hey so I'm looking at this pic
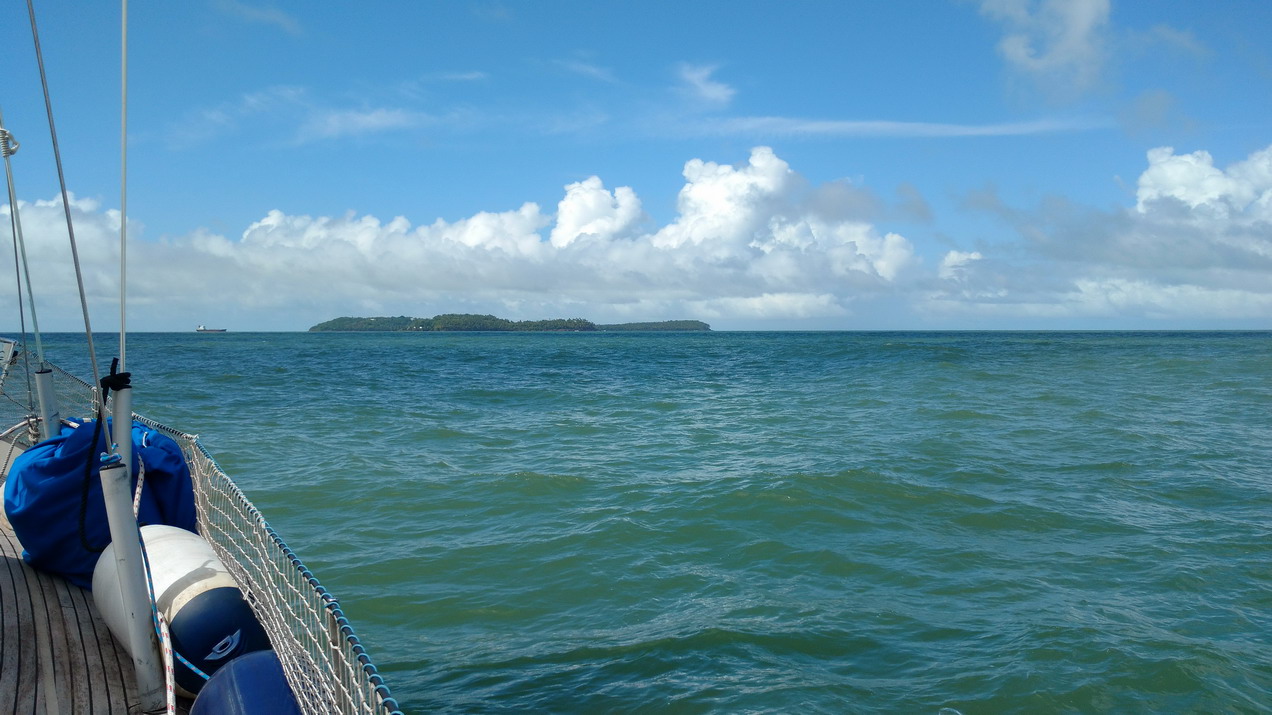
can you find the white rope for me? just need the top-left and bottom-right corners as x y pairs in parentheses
(132, 457), (145, 516)
(156, 611), (177, 714)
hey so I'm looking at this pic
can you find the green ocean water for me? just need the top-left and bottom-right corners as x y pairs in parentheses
(25, 331), (1272, 713)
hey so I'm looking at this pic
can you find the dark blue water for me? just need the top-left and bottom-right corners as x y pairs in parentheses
(25, 331), (1272, 712)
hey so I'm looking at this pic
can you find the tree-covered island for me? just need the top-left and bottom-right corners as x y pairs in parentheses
(308, 314), (711, 332)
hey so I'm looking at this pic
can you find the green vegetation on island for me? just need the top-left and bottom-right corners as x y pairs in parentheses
(308, 314), (710, 332)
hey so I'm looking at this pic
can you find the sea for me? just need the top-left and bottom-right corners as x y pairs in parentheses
(19, 330), (1272, 713)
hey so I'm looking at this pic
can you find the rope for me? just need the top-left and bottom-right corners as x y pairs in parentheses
(156, 612), (177, 714)
(7, 350), (405, 714)
(0, 417), (34, 478)
(140, 533), (185, 715)
(140, 533), (209, 714)
(172, 648), (212, 683)
(77, 361), (132, 554)
(0, 420), (30, 440)
(77, 418), (110, 554)
(132, 456), (146, 515)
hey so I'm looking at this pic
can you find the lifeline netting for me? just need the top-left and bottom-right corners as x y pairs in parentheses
(0, 340), (402, 714)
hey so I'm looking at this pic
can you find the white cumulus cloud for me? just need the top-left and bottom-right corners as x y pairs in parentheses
(549, 177), (644, 248)
(4, 148), (923, 330)
(12, 144), (1267, 331)
(1136, 146), (1272, 222)
(928, 143), (1272, 324)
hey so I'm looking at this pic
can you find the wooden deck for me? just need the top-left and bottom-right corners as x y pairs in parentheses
(0, 439), (141, 714)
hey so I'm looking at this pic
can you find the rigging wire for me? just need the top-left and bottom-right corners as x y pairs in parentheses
(119, 0), (128, 371)
(2, 120), (36, 413)
(24, 0), (109, 431)
(2, 110), (48, 367)
(1, 111), (38, 412)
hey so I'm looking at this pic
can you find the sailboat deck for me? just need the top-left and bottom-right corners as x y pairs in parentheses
(0, 438), (141, 714)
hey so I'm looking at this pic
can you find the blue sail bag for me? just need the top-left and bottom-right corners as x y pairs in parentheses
(3, 418), (197, 589)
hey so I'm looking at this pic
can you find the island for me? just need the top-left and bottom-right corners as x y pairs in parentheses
(308, 314), (711, 332)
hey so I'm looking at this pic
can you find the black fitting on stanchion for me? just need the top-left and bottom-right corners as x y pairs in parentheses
(100, 356), (132, 399)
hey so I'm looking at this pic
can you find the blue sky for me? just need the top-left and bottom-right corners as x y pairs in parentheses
(2, 0), (1270, 331)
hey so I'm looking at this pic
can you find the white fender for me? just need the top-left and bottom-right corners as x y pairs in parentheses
(93, 524), (270, 697)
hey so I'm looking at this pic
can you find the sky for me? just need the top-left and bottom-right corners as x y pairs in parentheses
(1, 0), (1270, 331)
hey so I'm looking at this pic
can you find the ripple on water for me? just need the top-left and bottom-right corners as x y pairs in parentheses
(31, 330), (1266, 713)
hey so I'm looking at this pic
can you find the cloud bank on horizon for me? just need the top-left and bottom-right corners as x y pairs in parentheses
(7, 141), (1270, 330)
(1, 0), (1269, 330)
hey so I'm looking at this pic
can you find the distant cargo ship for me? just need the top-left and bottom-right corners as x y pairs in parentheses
(195, 325), (227, 333)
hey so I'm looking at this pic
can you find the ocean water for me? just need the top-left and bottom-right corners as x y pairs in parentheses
(26, 331), (1272, 713)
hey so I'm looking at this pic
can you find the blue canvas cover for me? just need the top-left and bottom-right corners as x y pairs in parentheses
(3, 418), (197, 589)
